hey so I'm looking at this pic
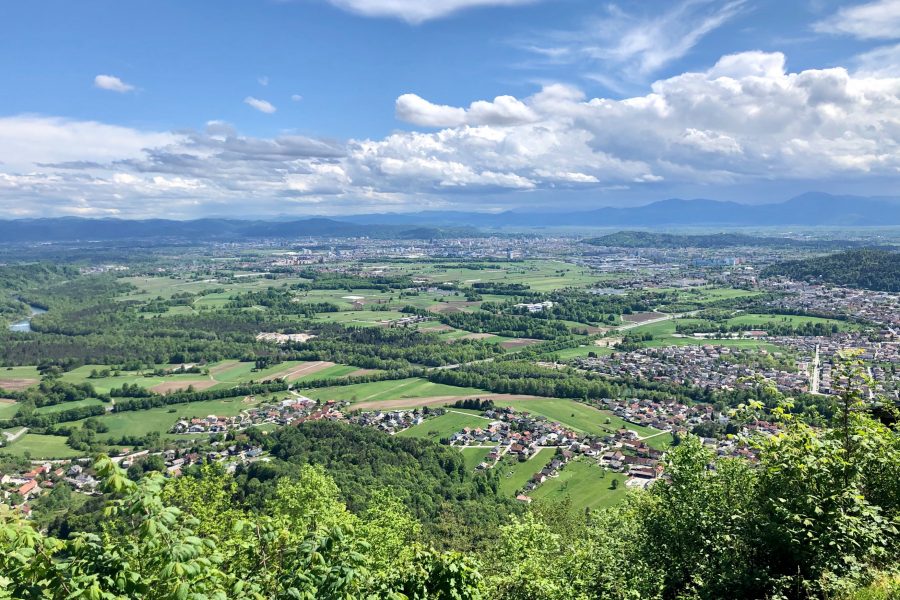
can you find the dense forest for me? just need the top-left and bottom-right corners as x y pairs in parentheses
(5, 387), (900, 599)
(762, 249), (900, 292)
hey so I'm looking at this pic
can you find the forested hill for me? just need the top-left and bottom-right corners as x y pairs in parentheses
(583, 231), (862, 250)
(762, 248), (900, 292)
(258, 421), (516, 548)
(0, 217), (481, 243)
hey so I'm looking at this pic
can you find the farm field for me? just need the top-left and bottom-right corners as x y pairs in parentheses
(397, 410), (491, 442)
(373, 259), (599, 292)
(301, 378), (488, 404)
(119, 275), (310, 302)
(34, 398), (106, 414)
(2, 434), (84, 459)
(309, 310), (408, 326)
(724, 312), (859, 331)
(60, 366), (216, 395)
(55, 360), (358, 397)
(551, 345), (614, 360)
(0, 366), (41, 391)
(0, 399), (19, 419)
(497, 448), (557, 496)
(529, 459), (627, 511)
(627, 319), (781, 351)
(460, 447), (493, 471)
(644, 336), (782, 351)
(672, 286), (763, 303)
(72, 395), (274, 442)
(297, 364), (362, 381)
(494, 397), (665, 440)
(643, 431), (675, 451)
(294, 288), (470, 312)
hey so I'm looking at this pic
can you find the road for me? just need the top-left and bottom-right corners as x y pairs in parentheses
(2, 426), (28, 443)
(614, 310), (697, 333)
(616, 314), (674, 331)
(810, 344), (821, 394)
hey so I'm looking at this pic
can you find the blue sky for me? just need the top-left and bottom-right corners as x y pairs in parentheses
(1, 0), (899, 217)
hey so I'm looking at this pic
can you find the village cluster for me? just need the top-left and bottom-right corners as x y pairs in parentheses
(576, 345), (810, 394)
(772, 333), (900, 400)
(443, 406), (671, 497)
(763, 280), (900, 331)
(169, 395), (346, 435)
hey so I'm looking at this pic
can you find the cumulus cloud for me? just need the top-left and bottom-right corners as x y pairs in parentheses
(94, 74), (135, 93)
(3, 51), (900, 217)
(814, 0), (900, 40)
(395, 94), (467, 127)
(244, 96), (277, 113)
(0, 115), (178, 171)
(325, 0), (538, 24)
(396, 94), (538, 127)
(291, 94), (304, 102)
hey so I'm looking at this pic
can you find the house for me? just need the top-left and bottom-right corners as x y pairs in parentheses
(17, 480), (39, 499)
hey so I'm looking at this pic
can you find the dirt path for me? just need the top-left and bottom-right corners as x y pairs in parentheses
(447, 409), (492, 420)
(360, 379), (417, 401)
(280, 361), (336, 382)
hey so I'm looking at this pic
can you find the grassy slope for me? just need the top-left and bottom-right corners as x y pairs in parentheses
(396, 411), (491, 442)
(301, 378), (487, 403)
(494, 398), (664, 439)
(1, 434), (83, 459)
(529, 458), (627, 511)
(497, 448), (557, 496)
(460, 447), (493, 470)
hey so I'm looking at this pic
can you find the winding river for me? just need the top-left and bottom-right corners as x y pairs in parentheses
(8, 304), (47, 333)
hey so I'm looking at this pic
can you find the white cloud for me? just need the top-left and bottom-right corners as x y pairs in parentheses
(94, 74), (135, 93)
(258, 76), (269, 86)
(814, 0), (900, 40)
(244, 96), (277, 113)
(396, 93), (537, 127)
(854, 42), (900, 76)
(521, 0), (746, 86)
(0, 115), (178, 171)
(326, 0), (538, 24)
(3, 51), (900, 217)
(291, 94), (304, 102)
(395, 94), (467, 127)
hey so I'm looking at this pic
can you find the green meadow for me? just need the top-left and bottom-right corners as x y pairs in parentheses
(493, 398), (665, 440)
(529, 459), (627, 511)
(460, 447), (493, 471)
(301, 378), (488, 404)
(2, 434), (84, 459)
(397, 410), (491, 442)
(498, 448), (557, 496)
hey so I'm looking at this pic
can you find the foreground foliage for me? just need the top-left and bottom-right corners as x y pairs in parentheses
(2, 379), (898, 599)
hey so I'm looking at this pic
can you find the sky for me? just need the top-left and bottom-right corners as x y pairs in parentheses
(1, 0), (899, 218)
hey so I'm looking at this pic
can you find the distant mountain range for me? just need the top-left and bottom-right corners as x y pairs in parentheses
(342, 193), (900, 228)
(581, 231), (869, 250)
(1, 193), (899, 243)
